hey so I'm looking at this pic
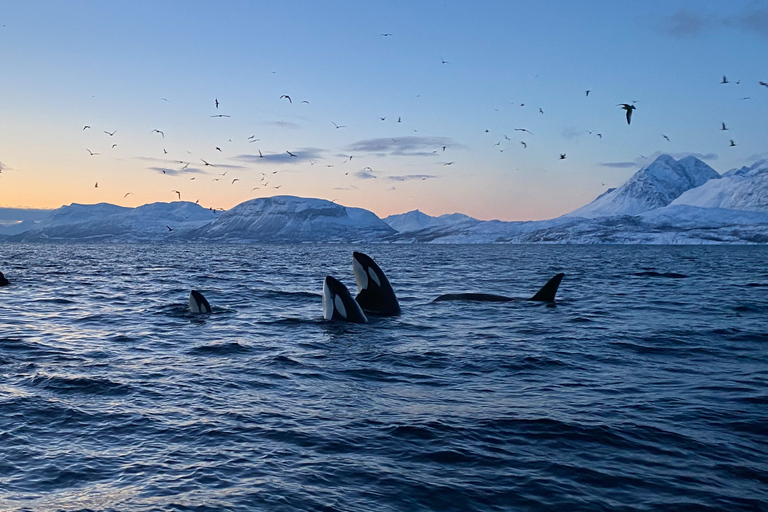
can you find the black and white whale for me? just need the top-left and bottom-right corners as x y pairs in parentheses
(433, 273), (565, 303)
(0, 272), (8, 287)
(189, 290), (212, 313)
(352, 251), (400, 317)
(323, 275), (368, 323)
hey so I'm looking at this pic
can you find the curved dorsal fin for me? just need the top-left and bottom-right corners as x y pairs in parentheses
(529, 273), (564, 302)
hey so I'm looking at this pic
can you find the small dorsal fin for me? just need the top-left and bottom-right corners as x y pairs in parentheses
(529, 273), (564, 302)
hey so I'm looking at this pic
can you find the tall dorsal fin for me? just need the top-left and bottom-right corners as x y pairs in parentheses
(529, 273), (564, 302)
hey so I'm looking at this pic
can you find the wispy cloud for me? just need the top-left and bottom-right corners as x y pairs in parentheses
(354, 170), (377, 179)
(385, 174), (437, 182)
(600, 162), (637, 169)
(347, 136), (462, 157)
(601, 151), (719, 169)
(234, 147), (324, 164)
(656, 7), (768, 39)
(148, 166), (207, 176)
(266, 121), (301, 130)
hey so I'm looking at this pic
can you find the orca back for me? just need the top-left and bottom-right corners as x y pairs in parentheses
(528, 273), (564, 302)
(352, 252), (401, 316)
(189, 290), (212, 313)
(323, 276), (368, 323)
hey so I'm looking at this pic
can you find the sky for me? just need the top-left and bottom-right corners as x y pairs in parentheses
(1, 1), (767, 221)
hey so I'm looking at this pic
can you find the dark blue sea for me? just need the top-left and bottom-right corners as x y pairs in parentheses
(0, 244), (766, 511)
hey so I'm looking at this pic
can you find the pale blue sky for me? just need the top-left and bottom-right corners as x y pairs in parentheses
(1, 1), (767, 220)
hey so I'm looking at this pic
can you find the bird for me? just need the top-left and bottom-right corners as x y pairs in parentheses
(166, 226), (173, 231)
(280, 95), (292, 103)
(215, 98), (219, 108)
(94, 182), (98, 188)
(104, 130), (116, 136)
(232, 178), (239, 184)
(585, 90), (590, 96)
(380, 33), (392, 36)
(112, 144), (118, 148)
(721, 75), (729, 84)
(559, 153), (566, 160)
(520, 141), (527, 149)
(515, 128), (533, 134)
(441, 58), (449, 64)
(730, 139), (736, 147)
(539, 107), (544, 114)
(760, 81), (768, 88)
(301, 100), (309, 103)
(258, 149), (263, 158)
(721, 122), (728, 131)
(380, 117), (386, 121)
(123, 192), (133, 198)
(443, 162), (454, 166)
(618, 104), (636, 124)
(215, 147), (222, 152)
(86, 148), (99, 156)
(397, 117), (401, 122)
(83, 125), (91, 130)
(332, 122), (346, 129)
(201, 158), (215, 167)
(663, 134), (670, 142)
(286, 151), (297, 157)
(210, 115), (231, 118)
(172, 190), (181, 200)
(152, 129), (164, 138)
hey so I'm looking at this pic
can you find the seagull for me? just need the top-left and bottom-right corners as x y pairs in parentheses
(520, 141), (527, 148)
(721, 122), (728, 131)
(215, 147), (222, 152)
(232, 178), (239, 184)
(83, 125), (91, 130)
(380, 117), (386, 121)
(152, 129), (164, 138)
(539, 107), (544, 114)
(201, 158), (215, 167)
(721, 75), (729, 84)
(104, 130), (116, 136)
(663, 134), (670, 142)
(618, 104), (636, 124)
(397, 117), (401, 122)
(559, 153), (566, 160)
(380, 33), (392, 36)
(172, 190), (181, 200)
(215, 98), (219, 108)
(760, 81), (768, 88)
(257, 149), (263, 158)
(515, 128), (533, 134)
(166, 226), (173, 231)
(301, 100), (309, 103)
(94, 182), (98, 188)
(280, 95), (292, 103)
(86, 148), (99, 156)
(286, 151), (297, 157)
(332, 122), (346, 129)
(210, 114), (231, 118)
(124, 192), (133, 198)
(441, 58), (449, 64)
(585, 90), (590, 96)
(730, 139), (736, 147)
(443, 162), (454, 166)
(112, 144), (118, 148)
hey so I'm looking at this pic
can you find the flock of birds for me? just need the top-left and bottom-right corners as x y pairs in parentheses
(72, 44), (766, 214)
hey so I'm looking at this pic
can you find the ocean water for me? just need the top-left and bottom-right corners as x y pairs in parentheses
(0, 243), (766, 512)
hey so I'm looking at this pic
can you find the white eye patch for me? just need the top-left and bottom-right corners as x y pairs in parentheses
(368, 267), (381, 287)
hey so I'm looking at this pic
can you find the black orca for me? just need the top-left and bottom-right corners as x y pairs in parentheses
(323, 275), (368, 323)
(0, 272), (8, 286)
(433, 273), (564, 303)
(352, 251), (401, 316)
(189, 290), (212, 313)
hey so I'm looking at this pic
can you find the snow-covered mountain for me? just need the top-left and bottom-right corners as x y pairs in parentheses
(383, 210), (478, 233)
(183, 196), (395, 242)
(671, 159), (768, 213)
(9, 202), (216, 242)
(566, 155), (720, 218)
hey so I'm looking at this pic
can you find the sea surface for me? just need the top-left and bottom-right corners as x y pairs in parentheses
(0, 243), (766, 512)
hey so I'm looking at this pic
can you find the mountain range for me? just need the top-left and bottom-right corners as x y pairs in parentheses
(3, 154), (768, 244)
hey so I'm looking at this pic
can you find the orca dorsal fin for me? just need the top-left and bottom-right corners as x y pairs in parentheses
(528, 273), (564, 302)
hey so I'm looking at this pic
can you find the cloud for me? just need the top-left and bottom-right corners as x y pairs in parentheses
(561, 127), (589, 140)
(148, 166), (207, 176)
(234, 147), (324, 164)
(354, 170), (377, 179)
(657, 10), (711, 37)
(385, 174), (437, 182)
(266, 121), (301, 130)
(736, 7), (768, 37)
(346, 136), (462, 157)
(600, 162), (637, 169)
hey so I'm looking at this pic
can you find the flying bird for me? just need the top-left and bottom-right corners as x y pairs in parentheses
(663, 134), (670, 142)
(286, 151), (297, 157)
(201, 158), (215, 167)
(280, 95), (292, 103)
(585, 90), (590, 96)
(83, 125), (91, 130)
(124, 192), (133, 198)
(232, 178), (239, 184)
(559, 154), (566, 160)
(152, 129), (164, 138)
(210, 114), (231, 118)
(215, 98), (219, 108)
(258, 149), (263, 158)
(104, 130), (116, 136)
(721, 75), (729, 84)
(760, 81), (768, 88)
(86, 148), (99, 156)
(112, 144), (118, 148)
(721, 122), (728, 131)
(380, 33), (392, 36)
(520, 141), (527, 148)
(166, 226), (173, 231)
(730, 139), (736, 147)
(515, 128), (533, 134)
(94, 182), (98, 188)
(215, 147), (222, 152)
(618, 104), (636, 124)
(332, 122), (346, 129)
(172, 190), (181, 200)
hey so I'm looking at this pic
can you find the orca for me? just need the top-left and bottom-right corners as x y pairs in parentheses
(352, 251), (400, 316)
(0, 272), (8, 286)
(189, 290), (212, 313)
(433, 273), (565, 303)
(323, 275), (368, 323)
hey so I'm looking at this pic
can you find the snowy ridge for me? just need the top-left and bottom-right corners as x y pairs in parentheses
(566, 155), (720, 218)
(671, 159), (768, 213)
